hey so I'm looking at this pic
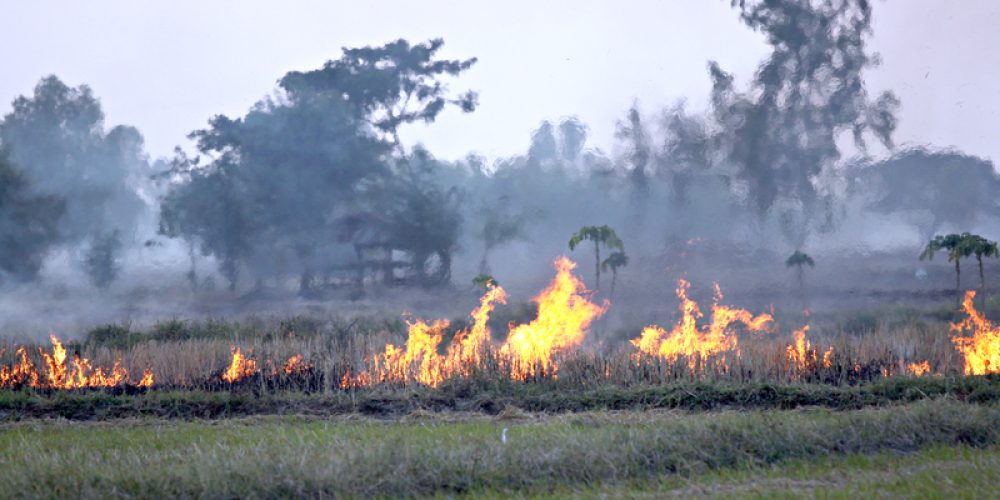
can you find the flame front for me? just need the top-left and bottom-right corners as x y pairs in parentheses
(368, 283), (508, 387)
(282, 354), (312, 375)
(785, 326), (833, 374)
(500, 257), (605, 379)
(907, 360), (930, 376)
(631, 280), (772, 370)
(222, 347), (257, 383)
(364, 257), (600, 385)
(950, 291), (1000, 375)
(0, 336), (151, 389)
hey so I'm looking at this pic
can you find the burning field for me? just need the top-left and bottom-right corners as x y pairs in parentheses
(2, 257), (998, 497)
(1, 257), (997, 395)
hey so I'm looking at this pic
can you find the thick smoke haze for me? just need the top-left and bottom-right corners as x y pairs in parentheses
(2, 1), (998, 163)
(0, 0), (999, 341)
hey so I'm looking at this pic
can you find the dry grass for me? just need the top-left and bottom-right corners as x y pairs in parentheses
(0, 302), (982, 392)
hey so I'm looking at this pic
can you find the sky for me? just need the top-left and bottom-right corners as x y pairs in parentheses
(1, 0), (998, 165)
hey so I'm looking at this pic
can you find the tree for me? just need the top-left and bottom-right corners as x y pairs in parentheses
(657, 101), (711, 208)
(527, 121), (558, 168)
(708, 0), (898, 248)
(858, 149), (1000, 242)
(568, 225), (624, 292)
(379, 149), (463, 287)
(278, 38), (478, 287)
(785, 250), (815, 308)
(600, 251), (629, 300)
(920, 233), (973, 305)
(159, 152), (257, 292)
(965, 234), (998, 308)
(278, 38), (478, 157)
(84, 229), (123, 290)
(0, 149), (64, 283)
(477, 195), (528, 275)
(615, 103), (652, 199)
(558, 118), (587, 163)
(162, 39), (478, 292)
(0, 76), (147, 247)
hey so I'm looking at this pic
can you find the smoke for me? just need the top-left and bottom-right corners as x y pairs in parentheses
(0, 0), (994, 338)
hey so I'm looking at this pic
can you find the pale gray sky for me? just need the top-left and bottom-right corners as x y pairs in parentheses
(2, 1), (998, 164)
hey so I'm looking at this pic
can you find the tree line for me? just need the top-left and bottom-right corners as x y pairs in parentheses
(1, 0), (998, 297)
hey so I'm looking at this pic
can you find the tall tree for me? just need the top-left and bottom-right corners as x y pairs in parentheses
(558, 117), (588, 164)
(709, 0), (898, 247)
(0, 76), (147, 246)
(83, 229), (123, 290)
(920, 233), (973, 305)
(162, 39), (477, 291)
(379, 148), (463, 287)
(615, 103), (652, 199)
(785, 250), (815, 309)
(527, 121), (558, 168)
(858, 148), (1000, 242)
(966, 234), (999, 309)
(477, 195), (528, 275)
(0, 149), (64, 283)
(601, 250), (629, 301)
(568, 225), (624, 292)
(279, 38), (478, 157)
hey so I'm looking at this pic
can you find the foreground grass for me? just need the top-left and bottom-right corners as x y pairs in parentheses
(547, 444), (1000, 498)
(0, 398), (996, 498)
(1, 375), (998, 420)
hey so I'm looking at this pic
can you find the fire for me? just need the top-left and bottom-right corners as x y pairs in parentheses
(0, 336), (151, 389)
(949, 290), (1000, 375)
(907, 360), (931, 377)
(500, 257), (605, 379)
(630, 280), (772, 369)
(785, 326), (833, 373)
(447, 285), (508, 375)
(375, 319), (449, 386)
(282, 354), (312, 375)
(364, 257), (599, 385)
(369, 282), (508, 386)
(222, 347), (257, 382)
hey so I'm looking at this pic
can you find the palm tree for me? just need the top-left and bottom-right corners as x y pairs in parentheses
(920, 233), (973, 305)
(966, 234), (998, 308)
(785, 250), (815, 308)
(601, 251), (629, 300)
(568, 225), (624, 292)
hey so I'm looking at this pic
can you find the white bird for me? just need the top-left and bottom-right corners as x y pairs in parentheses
(501, 427), (508, 444)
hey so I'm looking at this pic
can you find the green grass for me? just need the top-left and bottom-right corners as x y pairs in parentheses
(0, 398), (996, 498)
(542, 444), (1000, 498)
(1, 375), (998, 420)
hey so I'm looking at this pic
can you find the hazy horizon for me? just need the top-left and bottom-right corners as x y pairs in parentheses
(3, 1), (998, 164)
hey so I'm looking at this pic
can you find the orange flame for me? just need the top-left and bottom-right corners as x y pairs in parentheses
(369, 283), (508, 387)
(0, 347), (38, 388)
(0, 336), (150, 389)
(949, 290), (1000, 375)
(907, 360), (931, 377)
(282, 354), (312, 375)
(222, 347), (257, 383)
(364, 257), (600, 385)
(631, 280), (772, 369)
(500, 257), (605, 379)
(785, 326), (833, 374)
(445, 285), (508, 377)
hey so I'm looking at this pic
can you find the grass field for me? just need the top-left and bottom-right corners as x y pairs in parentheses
(1, 295), (997, 497)
(0, 398), (996, 497)
(1, 375), (998, 419)
(558, 444), (1000, 498)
